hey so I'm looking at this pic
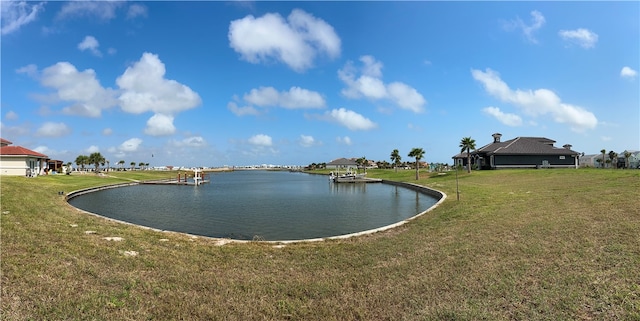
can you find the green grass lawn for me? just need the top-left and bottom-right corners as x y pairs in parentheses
(1, 169), (639, 320)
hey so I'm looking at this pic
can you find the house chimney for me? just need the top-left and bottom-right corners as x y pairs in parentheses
(492, 133), (502, 143)
(563, 144), (572, 150)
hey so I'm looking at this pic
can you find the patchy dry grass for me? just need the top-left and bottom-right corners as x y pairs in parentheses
(1, 169), (639, 320)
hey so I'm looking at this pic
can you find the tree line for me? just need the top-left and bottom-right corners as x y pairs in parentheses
(73, 152), (150, 173)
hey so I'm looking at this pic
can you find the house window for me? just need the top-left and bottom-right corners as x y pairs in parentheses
(559, 156), (565, 159)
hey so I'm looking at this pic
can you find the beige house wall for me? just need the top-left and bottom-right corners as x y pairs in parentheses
(0, 156), (45, 176)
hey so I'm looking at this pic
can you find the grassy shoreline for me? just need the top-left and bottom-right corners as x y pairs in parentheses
(2, 169), (639, 320)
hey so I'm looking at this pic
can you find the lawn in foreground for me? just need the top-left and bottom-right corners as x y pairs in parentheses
(1, 169), (639, 320)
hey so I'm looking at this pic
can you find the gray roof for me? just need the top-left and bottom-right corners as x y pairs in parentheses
(482, 137), (579, 156)
(327, 158), (358, 166)
(453, 136), (579, 158)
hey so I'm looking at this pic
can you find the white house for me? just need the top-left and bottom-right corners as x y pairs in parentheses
(0, 138), (49, 176)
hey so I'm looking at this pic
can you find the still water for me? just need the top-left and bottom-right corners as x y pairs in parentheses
(69, 170), (438, 241)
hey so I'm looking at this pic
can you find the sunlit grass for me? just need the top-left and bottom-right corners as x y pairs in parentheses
(2, 168), (639, 320)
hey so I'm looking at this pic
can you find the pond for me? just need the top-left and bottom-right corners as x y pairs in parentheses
(68, 170), (439, 241)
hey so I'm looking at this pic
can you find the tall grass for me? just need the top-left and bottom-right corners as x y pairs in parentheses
(1, 169), (639, 320)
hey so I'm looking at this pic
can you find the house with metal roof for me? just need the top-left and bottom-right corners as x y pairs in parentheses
(0, 138), (49, 176)
(453, 133), (580, 169)
(326, 158), (359, 170)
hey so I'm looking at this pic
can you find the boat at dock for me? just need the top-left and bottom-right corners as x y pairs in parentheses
(329, 171), (381, 183)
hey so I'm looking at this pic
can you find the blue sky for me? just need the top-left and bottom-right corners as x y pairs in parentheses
(1, 1), (638, 167)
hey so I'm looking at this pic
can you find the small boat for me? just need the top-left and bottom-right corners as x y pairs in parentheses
(329, 171), (366, 183)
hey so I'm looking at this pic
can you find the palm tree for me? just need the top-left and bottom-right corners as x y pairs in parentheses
(600, 149), (606, 168)
(138, 162), (145, 170)
(88, 152), (105, 173)
(118, 160), (125, 171)
(608, 151), (618, 169)
(624, 151), (632, 169)
(408, 147), (425, 180)
(75, 155), (89, 172)
(356, 156), (367, 174)
(130, 162), (136, 170)
(390, 149), (401, 173)
(459, 137), (476, 173)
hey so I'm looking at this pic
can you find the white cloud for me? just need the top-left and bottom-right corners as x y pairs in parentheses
(472, 68), (597, 132)
(107, 47), (117, 55)
(323, 108), (377, 131)
(1, 0), (45, 35)
(57, 1), (123, 21)
(119, 138), (142, 152)
(482, 106), (523, 127)
(558, 28), (598, 49)
(78, 36), (102, 57)
(243, 86), (325, 109)
(35, 122), (71, 137)
(299, 135), (315, 147)
(40, 62), (117, 117)
(620, 66), (638, 79)
(228, 9), (341, 72)
(117, 52), (202, 115)
(170, 136), (207, 148)
(387, 82), (427, 113)
(248, 134), (273, 147)
(102, 128), (113, 136)
(338, 55), (426, 113)
(126, 4), (147, 19)
(336, 136), (352, 145)
(16, 64), (38, 77)
(5, 111), (19, 120)
(504, 10), (545, 44)
(144, 113), (176, 136)
(227, 101), (260, 116)
(86, 145), (100, 154)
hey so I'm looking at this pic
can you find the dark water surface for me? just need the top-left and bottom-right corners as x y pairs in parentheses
(69, 170), (438, 241)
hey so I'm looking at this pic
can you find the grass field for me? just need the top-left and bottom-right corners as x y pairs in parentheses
(1, 169), (639, 320)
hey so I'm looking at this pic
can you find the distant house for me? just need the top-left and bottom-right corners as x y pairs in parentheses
(452, 133), (580, 170)
(619, 150), (640, 169)
(0, 138), (49, 176)
(326, 158), (359, 171)
(579, 154), (603, 168)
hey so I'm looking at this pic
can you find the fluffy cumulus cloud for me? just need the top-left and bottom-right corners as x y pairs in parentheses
(558, 28), (598, 49)
(482, 106), (523, 127)
(338, 56), (426, 113)
(228, 9), (341, 72)
(144, 113), (176, 136)
(85, 145), (100, 154)
(78, 35), (102, 57)
(472, 68), (597, 132)
(299, 135), (315, 147)
(102, 128), (113, 135)
(56, 1), (123, 21)
(620, 66), (638, 79)
(35, 122), (71, 137)
(16, 64), (38, 77)
(504, 10), (545, 44)
(229, 86), (325, 116)
(336, 136), (352, 145)
(227, 101), (260, 116)
(243, 86), (325, 109)
(40, 62), (118, 117)
(126, 4), (147, 19)
(117, 53), (201, 115)
(1, 0), (45, 35)
(322, 108), (377, 131)
(119, 138), (142, 152)
(181, 136), (206, 147)
(117, 52), (202, 135)
(248, 134), (273, 147)
(5, 111), (19, 120)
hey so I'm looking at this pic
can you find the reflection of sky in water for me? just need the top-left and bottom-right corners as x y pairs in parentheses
(69, 171), (438, 241)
